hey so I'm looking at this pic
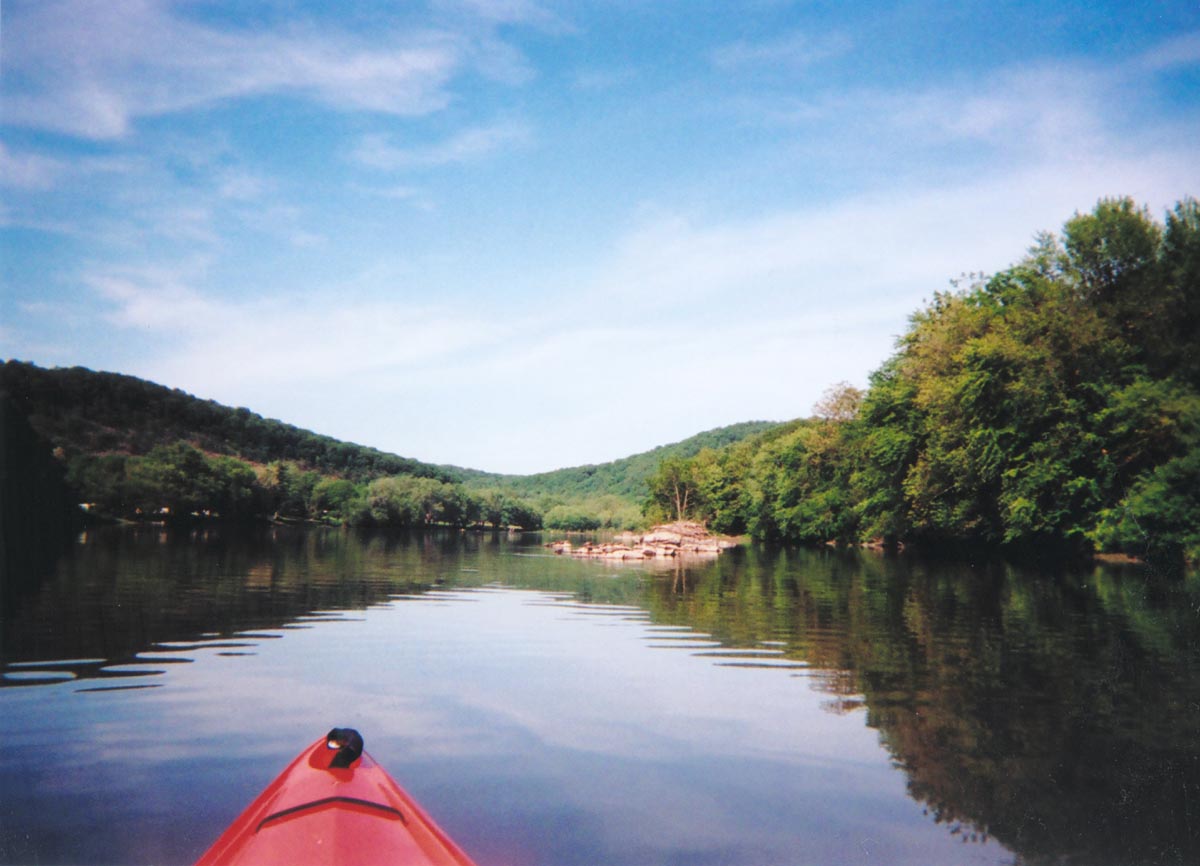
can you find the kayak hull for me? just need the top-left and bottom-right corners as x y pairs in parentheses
(195, 733), (478, 866)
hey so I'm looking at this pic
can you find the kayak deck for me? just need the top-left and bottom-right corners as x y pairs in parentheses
(195, 730), (478, 866)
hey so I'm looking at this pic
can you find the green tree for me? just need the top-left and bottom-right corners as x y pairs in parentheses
(67, 453), (130, 515)
(501, 497), (543, 530)
(749, 422), (859, 545)
(1159, 197), (1200, 387)
(645, 455), (704, 522)
(311, 478), (361, 522)
(1062, 197), (1173, 375)
(363, 476), (426, 526)
(121, 442), (258, 519)
(852, 359), (922, 544)
(544, 505), (602, 531)
(210, 455), (259, 518)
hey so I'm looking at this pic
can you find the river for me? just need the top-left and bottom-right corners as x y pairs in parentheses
(2, 525), (1198, 865)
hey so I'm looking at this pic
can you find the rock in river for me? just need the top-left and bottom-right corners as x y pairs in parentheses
(546, 521), (738, 560)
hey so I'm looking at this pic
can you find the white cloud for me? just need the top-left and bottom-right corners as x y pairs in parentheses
(368, 184), (425, 201)
(87, 267), (505, 393)
(745, 66), (1117, 178)
(2, 0), (466, 138)
(572, 66), (639, 91)
(90, 270), (218, 331)
(1136, 30), (1200, 71)
(891, 62), (1115, 157)
(711, 30), (853, 71)
(0, 143), (65, 189)
(732, 39), (1199, 183)
(435, 0), (566, 30)
(214, 169), (268, 202)
(352, 121), (532, 170)
(597, 147), (1197, 314)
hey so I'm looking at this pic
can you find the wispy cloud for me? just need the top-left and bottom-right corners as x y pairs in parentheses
(351, 183), (436, 212)
(213, 168), (268, 202)
(369, 184), (424, 201)
(711, 30), (852, 71)
(2, 1), (472, 139)
(724, 44), (1193, 191)
(889, 62), (1115, 155)
(90, 268), (217, 331)
(87, 266), (503, 388)
(571, 66), (639, 92)
(352, 121), (532, 170)
(435, 0), (564, 29)
(597, 148), (1197, 316)
(0, 143), (66, 190)
(1136, 30), (1200, 71)
(0, 142), (141, 194)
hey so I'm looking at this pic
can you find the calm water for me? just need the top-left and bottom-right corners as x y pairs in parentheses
(2, 526), (1199, 866)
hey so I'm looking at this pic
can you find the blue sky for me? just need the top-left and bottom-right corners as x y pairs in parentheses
(3, 0), (1199, 473)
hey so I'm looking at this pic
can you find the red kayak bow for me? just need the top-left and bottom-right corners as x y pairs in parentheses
(195, 729), (479, 866)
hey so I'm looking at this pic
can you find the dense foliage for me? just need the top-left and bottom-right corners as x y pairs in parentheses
(650, 197), (1200, 563)
(57, 440), (546, 529)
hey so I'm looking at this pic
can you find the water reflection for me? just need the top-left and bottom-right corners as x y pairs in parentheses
(1, 525), (524, 689)
(643, 547), (1200, 866)
(2, 526), (1197, 865)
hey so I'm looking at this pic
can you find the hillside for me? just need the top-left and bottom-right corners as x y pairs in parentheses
(468, 421), (782, 501)
(0, 360), (782, 529)
(0, 360), (463, 484)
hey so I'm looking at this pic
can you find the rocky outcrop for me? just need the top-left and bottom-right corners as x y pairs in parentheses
(546, 521), (738, 561)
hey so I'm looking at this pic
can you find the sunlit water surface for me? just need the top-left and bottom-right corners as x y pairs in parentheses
(2, 526), (1198, 865)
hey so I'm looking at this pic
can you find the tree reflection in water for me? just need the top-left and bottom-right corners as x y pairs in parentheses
(646, 548), (1200, 866)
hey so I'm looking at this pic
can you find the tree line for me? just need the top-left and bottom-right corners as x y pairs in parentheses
(646, 197), (1200, 564)
(66, 441), (546, 529)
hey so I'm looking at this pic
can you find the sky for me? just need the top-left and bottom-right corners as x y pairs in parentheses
(2, 1), (1199, 474)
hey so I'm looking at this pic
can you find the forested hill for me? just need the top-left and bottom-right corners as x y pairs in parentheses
(0, 360), (462, 483)
(465, 421), (781, 501)
(0, 361), (778, 490)
(0, 360), (781, 531)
